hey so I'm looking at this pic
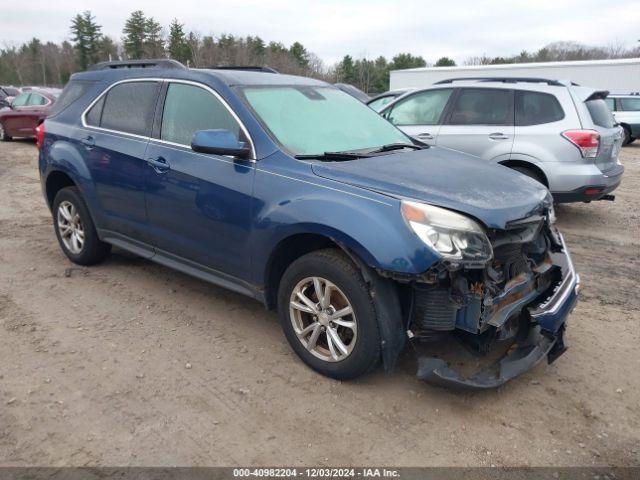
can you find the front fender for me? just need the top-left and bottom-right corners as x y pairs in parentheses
(251, 157), (439, 286)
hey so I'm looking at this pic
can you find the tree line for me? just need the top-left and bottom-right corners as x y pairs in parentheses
(0, 10), (638, 93)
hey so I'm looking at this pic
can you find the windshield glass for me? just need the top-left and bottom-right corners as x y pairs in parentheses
(242, 86), (409, 156)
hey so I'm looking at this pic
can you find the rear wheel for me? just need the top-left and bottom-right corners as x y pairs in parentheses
(512, 166), (546, 186)
(53, 187), (111, 265)
(277, 249), (381, 380)
(0, 122), (11, 141)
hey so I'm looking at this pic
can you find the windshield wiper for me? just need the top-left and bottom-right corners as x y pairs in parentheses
(366, 142), (426, 154)
(295, 151), (371, 161)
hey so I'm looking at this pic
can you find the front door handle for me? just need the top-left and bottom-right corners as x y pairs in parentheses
(489, 132), (509, 140)
(147, 156), (170, 173)
(81, 135), (95, 148)
(416, 132), (434, 140)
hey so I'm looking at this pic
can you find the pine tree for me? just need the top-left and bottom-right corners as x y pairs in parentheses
(289, 41), (309, 68)
(122, 10), (147, 59)
(70, 11), (102, 69)
(144, 16), (164, 58)
(167, 19), (190, 64)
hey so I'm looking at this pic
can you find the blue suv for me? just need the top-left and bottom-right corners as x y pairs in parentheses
(38, 60), (579, 388)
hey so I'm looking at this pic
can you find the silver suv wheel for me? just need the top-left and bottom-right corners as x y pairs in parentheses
(57, 200), (85, 254)
(289, 276), (357, 362)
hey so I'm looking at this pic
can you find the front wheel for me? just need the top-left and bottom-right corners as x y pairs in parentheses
(52, 187), (111, 265)
(622, 126), (632, 146)
(277, 249), (381, 380)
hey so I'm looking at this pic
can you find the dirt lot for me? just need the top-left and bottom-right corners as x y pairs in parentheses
(0, 139), (639, 467)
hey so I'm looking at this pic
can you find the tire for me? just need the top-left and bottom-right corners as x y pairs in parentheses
(512, 166), (546, 186)
(277, 249), (381, 380)
(622, 126), (632, 146)
(52, 186), (111, 265)
(0, 122), (11, 141)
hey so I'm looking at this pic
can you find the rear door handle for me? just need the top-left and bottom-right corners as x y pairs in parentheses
(81, 135), (95, 148)
(147, 156), (170, 173)
(416, 132), (434, 140)
(489, 132), (509, 140)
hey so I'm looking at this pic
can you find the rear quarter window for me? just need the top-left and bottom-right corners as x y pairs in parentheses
(515, 91), (564, 126)
(49, 81), (95, 117)
(91, 81), (160, 136)
(586, 99), (616, 128)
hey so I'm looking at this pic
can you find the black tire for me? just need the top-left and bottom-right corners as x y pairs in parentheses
(277, 249), (381, 380)
(512, 166), (546, 186)
(622, 126), (632, 146)
(52, 186), (111, 265)
(0, 122), (11, 141)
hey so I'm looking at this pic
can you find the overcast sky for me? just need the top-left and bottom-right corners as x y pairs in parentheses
(3, 0), (639, 65)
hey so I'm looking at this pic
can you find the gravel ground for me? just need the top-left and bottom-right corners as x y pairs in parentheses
(0, 139), (638, 467)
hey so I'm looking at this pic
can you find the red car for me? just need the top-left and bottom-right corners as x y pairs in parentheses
(0, 88), (60, 141)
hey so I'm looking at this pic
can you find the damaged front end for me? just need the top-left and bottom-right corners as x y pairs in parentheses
(408, 210), (579, 389)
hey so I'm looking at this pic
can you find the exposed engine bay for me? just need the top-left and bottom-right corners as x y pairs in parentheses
(405, 211), (578, 388)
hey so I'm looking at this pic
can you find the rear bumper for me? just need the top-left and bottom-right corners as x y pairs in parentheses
(552, 163), (624, 203)
(417, 235), (579, 389)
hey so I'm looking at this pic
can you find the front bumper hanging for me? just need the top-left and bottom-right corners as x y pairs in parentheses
(416, 234), (580, 389)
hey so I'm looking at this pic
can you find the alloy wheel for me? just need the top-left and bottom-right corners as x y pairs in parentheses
(289, 276), (357, 362)
(57, 200), (85, 254)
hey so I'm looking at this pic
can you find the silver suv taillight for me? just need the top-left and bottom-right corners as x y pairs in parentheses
(561, 129), (599, 158)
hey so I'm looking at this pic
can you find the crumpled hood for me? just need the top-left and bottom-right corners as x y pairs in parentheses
(311, 147), (550, 230)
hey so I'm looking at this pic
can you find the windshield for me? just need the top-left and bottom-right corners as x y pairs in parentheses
(242, 86), (409, 156)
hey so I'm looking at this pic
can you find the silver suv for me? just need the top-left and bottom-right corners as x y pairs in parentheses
(605, 93), (640, 145)
(378, 78), (624, 203)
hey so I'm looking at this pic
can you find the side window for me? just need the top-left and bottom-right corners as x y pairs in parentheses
(98, 81), (160, 136)
(448, 88), (512, 126)
(160, 83), (241, 146)
(604, 98), (615, 111)
(85, 96), (105, 127)
(620, 97), (640, 111)
(11, 93), (30, 107)
(368, 95), (395, 112)
(27, 94), (48, 106)
(515, 91), (564, 126)
(387, 89), (452, 126)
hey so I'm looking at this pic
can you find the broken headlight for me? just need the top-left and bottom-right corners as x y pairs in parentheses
(401, 200), (493, 265)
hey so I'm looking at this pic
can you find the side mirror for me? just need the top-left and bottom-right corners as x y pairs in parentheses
(191, 129), (251, 159)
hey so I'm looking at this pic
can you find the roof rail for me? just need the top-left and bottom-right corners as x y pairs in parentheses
(209, 66), (279, 74)
(434, 77), (568, 87)
(88, 59), (187, 71)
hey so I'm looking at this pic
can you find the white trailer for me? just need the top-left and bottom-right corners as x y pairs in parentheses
(390, 58), (640, 94)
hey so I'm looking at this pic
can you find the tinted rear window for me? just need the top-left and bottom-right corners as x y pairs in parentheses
(586, 99), (616, 128)
(49, 81), (94, 117)
(448, 88), (512, 126)
(515, 91), (564, 126)
(98, 81), (160, 136)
